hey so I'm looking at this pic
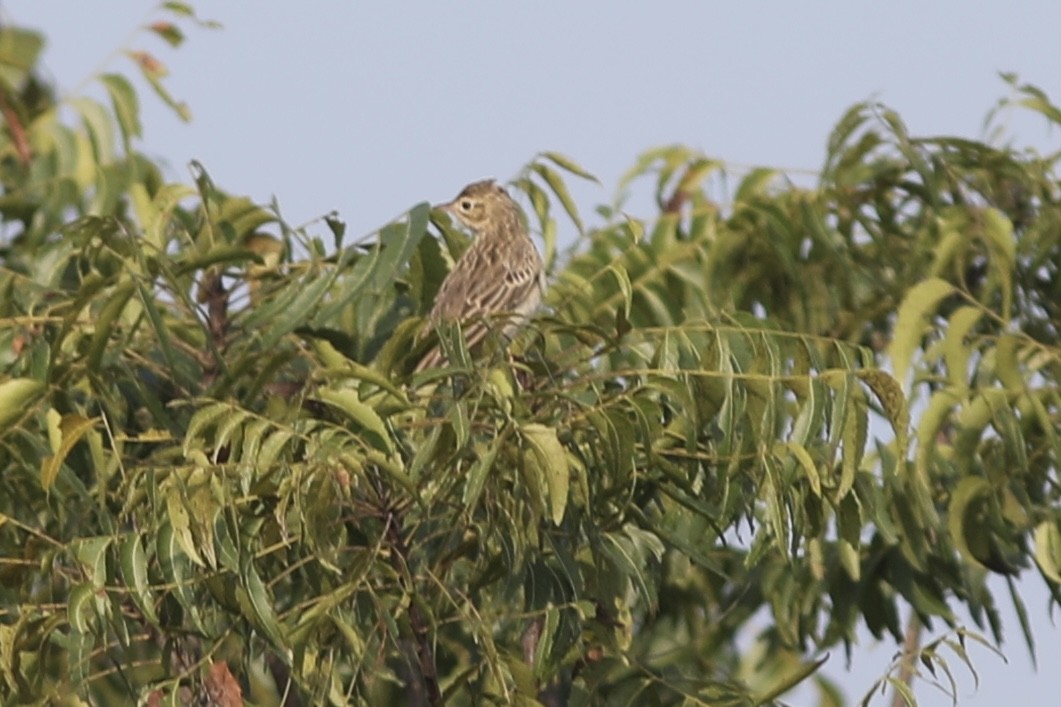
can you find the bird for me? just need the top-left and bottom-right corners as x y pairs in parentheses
(414, 179), (545, 372)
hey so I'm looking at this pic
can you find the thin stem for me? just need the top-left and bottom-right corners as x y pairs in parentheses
(890, 609), (922, 707)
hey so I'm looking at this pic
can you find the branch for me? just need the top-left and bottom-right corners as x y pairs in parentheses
(0, 90), (32, 166)
(198, 268), (229, 386)
(385, 507), (442, 706)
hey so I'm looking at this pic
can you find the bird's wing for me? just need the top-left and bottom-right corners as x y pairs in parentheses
(429, 241), (542, 325)
(414, 241), (542, 371)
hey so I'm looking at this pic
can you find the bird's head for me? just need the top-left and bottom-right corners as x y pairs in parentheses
(437, 179), (519, 234)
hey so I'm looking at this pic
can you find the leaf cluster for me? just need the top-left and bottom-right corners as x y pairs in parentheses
(1, 9), (1060, 707)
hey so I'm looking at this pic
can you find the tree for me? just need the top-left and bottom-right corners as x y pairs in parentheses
(1, 6), (1059, 706)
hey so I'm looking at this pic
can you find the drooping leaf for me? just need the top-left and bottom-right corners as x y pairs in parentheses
(888, 277), (955, 386)
(100, 73), (142, 143)
(315, 387), (394, 455)
(40, 414), (96, 490)
(532, 162), (584, 234)
(522, 423), (570, 525)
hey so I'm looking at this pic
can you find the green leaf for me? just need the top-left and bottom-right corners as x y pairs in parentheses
(522, 423), (570, 525)
(120, 533), (159, 624)
(943, 306), (983, 390)
(947, 476), (992, 569)
(148, 20), (185, 47)
(67, 582), (98, 635)
(257, 428), (294, 471)
(100, 73), (142, 142)
(87, 279), (136, 371)
(184, 402), (233, 455)
(600, 524), (664, 609)
(313, 340), (412, 406)
(0, 27), (44, 88)
(754, 654), (828, 704)
(516, 176), (553, 245)
(1005, 575), (1037, 666)
(888, 277), (954, 386)
(1018, 92), (1061, 124)
(779, 441), (821, 497)
(1033, 521), (1061, 585)
(981, 208), (1015, 318)
(533, 605), (561, 678)
(837, 494), (861, 581)
(607, 263), (633, 320)
(789, 376), (826, 446)
(541, 151), (599, 183)
(142, 182), (197, 252)
(162, 1), (195, 16)
(156, 521), (205, 631)
(212, 408), (251, 462)
(838, 383), (866, 502)
(128, 50), (192, 122)
(315, 387), (394, 454)
(464, 435), (504, 509)
(994, 333), (1023, 391)
(164, 483), (205, 567)
(71, 97), (117, 163)
(245, 264), (338, 350)
(73, 536), (111, 588)
(448, 397), (471, 449)
(532, 163), (584, 234)
(0, 377), (45, 431)
(239, 562), (287, 648)
(369, 204), (430, 292)
(675, 157), (722, 197)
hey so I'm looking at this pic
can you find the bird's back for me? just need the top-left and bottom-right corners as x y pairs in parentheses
(415, 181), (544, 371)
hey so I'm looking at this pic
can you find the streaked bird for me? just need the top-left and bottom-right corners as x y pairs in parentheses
(414, 179), (545, 372)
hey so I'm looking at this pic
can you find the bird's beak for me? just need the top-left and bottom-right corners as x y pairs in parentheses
(433, 201), (454, 214)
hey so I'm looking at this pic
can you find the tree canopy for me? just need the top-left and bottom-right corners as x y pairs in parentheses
(1, 6), (1060, 706)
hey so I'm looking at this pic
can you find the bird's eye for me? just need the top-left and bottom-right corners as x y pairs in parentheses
(460, 200), (473, 211)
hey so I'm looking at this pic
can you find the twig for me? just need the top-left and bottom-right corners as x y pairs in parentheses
(890, 610), (922, 707)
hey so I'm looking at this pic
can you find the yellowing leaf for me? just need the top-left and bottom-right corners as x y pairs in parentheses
(522, 423), (570, 525)
(943, 306), (983, 391)
(915, 389), (960, 485)
(888, 277), (954, 387)
(856, 369), (909, 458)
(41, 414), (97, 490)
(1033, 521), (1061, 585)
(994, 333), (1023, 391)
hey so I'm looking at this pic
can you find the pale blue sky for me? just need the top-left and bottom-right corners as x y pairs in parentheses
(8, 2), (1060, 705)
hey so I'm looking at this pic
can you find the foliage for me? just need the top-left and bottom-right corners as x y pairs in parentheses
(1, 6), (1060, 706)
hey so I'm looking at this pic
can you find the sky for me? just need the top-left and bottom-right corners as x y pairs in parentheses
(6, 2), (1060, 705)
